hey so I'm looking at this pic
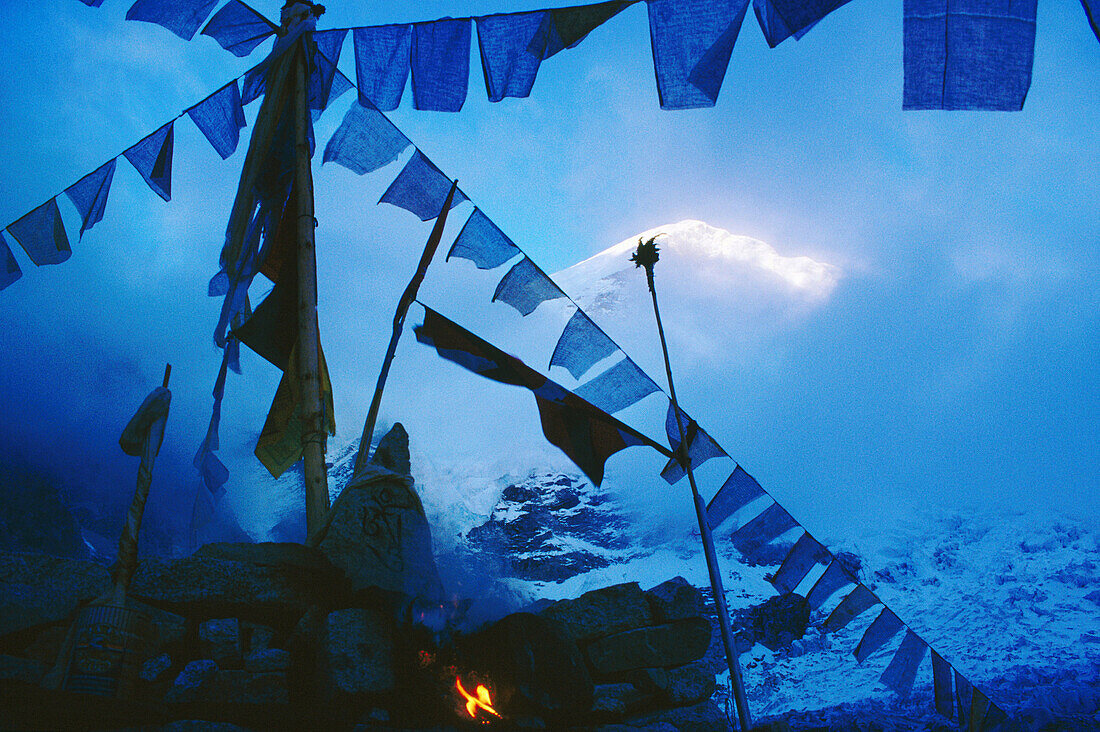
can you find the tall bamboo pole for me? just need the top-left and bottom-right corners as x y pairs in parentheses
(632, 237), (753, 732)
(291, 41), (329, 538)
(353, 180), (459, 477)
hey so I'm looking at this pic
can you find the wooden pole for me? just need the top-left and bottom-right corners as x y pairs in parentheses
(633, 238), (753, 732)
(353, 180), (459, 477)
(291, 41), (329, 538)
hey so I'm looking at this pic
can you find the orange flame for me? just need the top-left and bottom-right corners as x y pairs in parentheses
(455, 677), (501, 720)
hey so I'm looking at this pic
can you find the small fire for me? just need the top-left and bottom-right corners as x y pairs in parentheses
(455, 677), (501, 721)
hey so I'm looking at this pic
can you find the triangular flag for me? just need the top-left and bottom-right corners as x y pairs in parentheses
(7, 198), (70, 266)
(492, 257), (565, 315)
(550, 310), (618, 380)
(124, 122), (174, 201)
(854, 608), (903, 663)
(1, 233), (23, 291)
(323, 99), (410, 175)
(126, 0), (220, 41)
(379, 150), (468, 220)
(64, 159), (116, 237)
(770, 533), (830, 593)
(823, 584), (879, 630)
(201, 0), (276, 57)
(188, 82), (247, 160)
(575, 358), (660, 414)
(447, 208), (521, 270)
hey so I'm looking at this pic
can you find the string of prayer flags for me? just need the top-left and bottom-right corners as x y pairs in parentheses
(752, 0), (818, 47)
(7, 199), (70, 266)
(729, 502), (797, 561)
(529, 1), (630, 59)
(903, 0), (1038, 110)
(124, 122), (174, 202)
(476, 11), (546, 102)
(575, 357), (660, 414)
(323, 100), (411, 175)
(354, 25), (413, 111)
(662, 403), (727, 483)
(646, 0), (749, 110)
(65, 159), (116, 238)
(201, 1), (277, 58)
(0, 234), (21, 291)
(1085, 0), (1100, 42)
(854, 608), (903, 663)
(447, 208), (521, 269)
(805, 558), (856, 609)
(379, 150), (468, 221)
(770, 532), (830, 593)
(880, 630), (928, 696)
(188, 82), (247, 160)
(126, 0), (219, 41)
(756, 0), (850, 41)
(823, 584), (879, 631)
(412, 19), (472, 112)
(931, 650), (954, 719)
(550, 310), (617, 379)
(492, 257), (566, 315)
(414, 304), (672, 485)
(706, 465), (766, 530)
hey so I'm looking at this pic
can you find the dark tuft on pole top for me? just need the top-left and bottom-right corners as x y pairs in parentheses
(631, 234), (664, 291)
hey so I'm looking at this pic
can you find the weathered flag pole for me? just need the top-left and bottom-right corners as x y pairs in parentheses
(353, 181), (460, 476)
(291, 39), (329, 539)
(632, 236), (753, 732)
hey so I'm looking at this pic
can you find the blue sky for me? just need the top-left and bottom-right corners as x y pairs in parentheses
(0, 1), (1097, 550)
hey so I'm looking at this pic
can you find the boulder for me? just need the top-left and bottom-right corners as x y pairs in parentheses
(0, 653), (46, 685)
(539, 582), (654, 642)
(140, 652), (173, 682)
(245, 648), (290, 673)
(645, 577), (704, 622)
(166, 659), (218, 703)
(743, 593), (810, 651)
(626, 661), (716, 707)
(623, 699), (727, 732)
(590, 682), (652, 718)
(0, 551), (110, 636)
(457, 611), (593, 719)
(315, 464), (444, 603)
(308, 607), (397, 700)
(585, 618), (712, 676)
(199, 618), (242, 669)
(370, 423), (411, 476)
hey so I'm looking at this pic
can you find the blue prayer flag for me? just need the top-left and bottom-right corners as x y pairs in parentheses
(880, 630), (927, 696)
(78, 0), (107, 6)
(124, 121), (174, 201)
(379, 150), (467, 220)
(823, 584), (879, 630)
(492, 257), (566, 316)
(412, 18), (471, 112)
(955, 671), (974, 731)
(447, 208), (521, 269)
(323, 100), (410, 175)
(970, 686), (991, 730)
(647, 0), (749, 109)
(241, 64), (266, 105)
(354, 24), (413, 111)
(1, 233), (22, 291)
(1084, 0), (1100, 42)
(752, 0), (819, 47)
(188, 82), (246, 160)
(7, 199), (70, 266)
(903, 0), (1037, 110)
(575, 358), (660, 414)
(805, 558), (855, 608)
(530, 1), (630, 59)
(550, 310), (618, 379)
(757, 0), (850, 39)
(201, 1), (276, 57)
(771, 533), (830, 593)
(982, 704), (1009, 731)
(707, 466), (766, 530)
(126, 0), (220, 41)
(730, 502), (797, 560)
(64, 158), (116, 238)
(311, 30), (350, 113)
(475, 11), (546, 102)
(931, 650), (954, 719)
(662, 403), (727, 484)
(854, 608), (903, 663)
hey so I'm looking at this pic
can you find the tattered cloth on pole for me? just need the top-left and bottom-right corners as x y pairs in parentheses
(414, 303), (671, 485)
(120, 386), (171, 461)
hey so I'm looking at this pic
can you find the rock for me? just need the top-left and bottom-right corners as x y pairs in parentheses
(166, 659), (218, 703)
(590, 682), (652, 718)
(0, 653), (46, 685)
(623, 699), (727, 732)
(316, 464), (444, 603)
(458, 612), (593, 719)
(585, 618), (712, 676)
(206, 669), (288, 704)
(140, 651), (173, 682)
(539, 582), (654, 642)
(310, 607), (396, 699)
(245, 648), (290, 673)
(200, 618), (242, 669)
(645, 577), (704, 622)
(241, 621), (276, 656)
(743, 593), (810, 651)
(626, 661), (716, 707)
(0, 551), (110, 636)
(370, 423), (411, 476)
(17, 622), (69, 665)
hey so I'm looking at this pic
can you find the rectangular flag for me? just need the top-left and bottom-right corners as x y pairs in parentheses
(706, 465), (765, 530)
(931, 649), (954, 719)
(770, 532), (830, 593)
(854, 608), (903, 663)
(880, 630), (927, 696)
(823, 584), (879, 630)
